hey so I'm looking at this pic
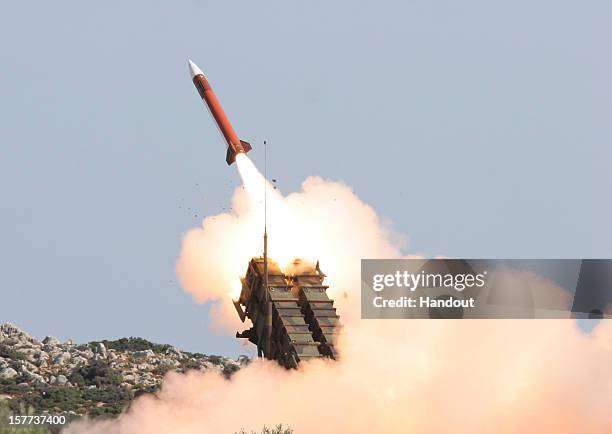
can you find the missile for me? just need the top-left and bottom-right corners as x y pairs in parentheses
(188, 59), (252, 165)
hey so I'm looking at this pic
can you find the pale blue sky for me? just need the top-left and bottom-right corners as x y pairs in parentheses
(1, 1), (610, 356)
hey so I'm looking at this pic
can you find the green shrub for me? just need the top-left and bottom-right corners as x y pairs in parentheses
(180, 359), (201, 371)
(25, 387), (83, 412)
(133, 385), (158, 395)
(151, 364), (174, 376)
(222, 364), (240, 379)
(184, 351), (207, 359)
(89, 338), (170, 354)
(82, 386), (132, 415)
(0, 378), (17, 387)
(207, 355), (223, 366)
(0, 344), (25, 361)
(71, 361), (122, 387)
(68, 373), (85, 387)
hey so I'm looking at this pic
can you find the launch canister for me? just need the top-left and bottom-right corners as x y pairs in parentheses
(188, 59), (252, 165)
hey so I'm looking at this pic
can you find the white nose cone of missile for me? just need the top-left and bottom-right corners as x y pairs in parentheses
(188, 59), (204, 79)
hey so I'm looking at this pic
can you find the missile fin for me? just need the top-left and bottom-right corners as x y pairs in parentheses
(240, 140), (252, 152)
(226, 147), (237, 166)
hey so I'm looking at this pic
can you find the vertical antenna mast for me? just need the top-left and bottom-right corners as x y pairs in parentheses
(263, 140), (271, 358)
(264, 140), (267, 237)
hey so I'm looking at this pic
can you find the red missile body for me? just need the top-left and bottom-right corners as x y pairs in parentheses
(189, 59), (252, 165)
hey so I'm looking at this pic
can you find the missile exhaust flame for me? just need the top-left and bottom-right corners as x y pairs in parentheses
(235, 153), (320, 269)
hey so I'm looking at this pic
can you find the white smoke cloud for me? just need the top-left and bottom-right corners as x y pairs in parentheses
(176, 154), (405, 327)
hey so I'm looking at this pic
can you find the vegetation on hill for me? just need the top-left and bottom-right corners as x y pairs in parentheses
(88, 337), (171, 355)
(0, 324), (249, 426)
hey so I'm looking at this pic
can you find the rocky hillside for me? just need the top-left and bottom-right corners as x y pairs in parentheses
(0, 323), (249, 419)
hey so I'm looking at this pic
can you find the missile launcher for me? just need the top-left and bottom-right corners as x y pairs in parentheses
(234, 258), (341, 368)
